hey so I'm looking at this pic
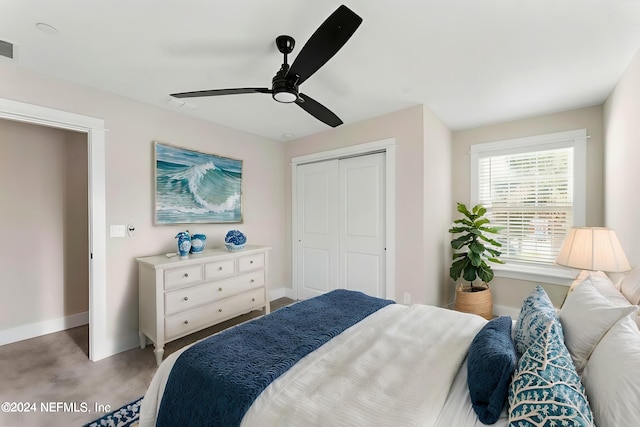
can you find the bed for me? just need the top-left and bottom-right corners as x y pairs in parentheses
(139, 267), (640, 427)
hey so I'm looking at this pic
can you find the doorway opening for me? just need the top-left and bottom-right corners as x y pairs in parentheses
(0, 97), (108, 361)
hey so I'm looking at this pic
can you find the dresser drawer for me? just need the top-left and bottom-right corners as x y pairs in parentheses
(164, 288), (266, 340)
(165, 282), (219, 316)
(205, 259), (236, 280)
(238, 253), (264, 272)
(215, 271), (265, 299)
(164, 265), (203, 290)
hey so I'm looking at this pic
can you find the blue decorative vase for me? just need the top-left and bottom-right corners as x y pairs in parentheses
(175, 231), (191, 258)
(224, 229), (246, 251)
(190, 233), (206, 254)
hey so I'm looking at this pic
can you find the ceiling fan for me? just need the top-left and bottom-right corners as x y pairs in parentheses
(170, 5), (363, 128)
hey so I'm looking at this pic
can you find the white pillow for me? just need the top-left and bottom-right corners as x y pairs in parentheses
(559, 279), (638, 373)
(618, 265), (640, 304)
(587, 270), (632, 306)
(581, 315), (640, 427)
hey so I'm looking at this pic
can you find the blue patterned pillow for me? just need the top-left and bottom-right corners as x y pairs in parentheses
(514, 285), (562, 357)
(508, 320), (595, 427)
(468, 316), (517, 424)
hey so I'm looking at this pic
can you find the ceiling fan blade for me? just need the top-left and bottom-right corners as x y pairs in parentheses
(295, 93), (343, 127)
(171, 88), (272, 98)
(288, 5), (362, 85)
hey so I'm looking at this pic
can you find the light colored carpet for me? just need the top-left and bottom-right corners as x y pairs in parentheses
(0, 298), (293, 427)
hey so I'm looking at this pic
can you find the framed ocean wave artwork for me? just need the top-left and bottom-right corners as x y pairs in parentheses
(154, 142), (243, 224)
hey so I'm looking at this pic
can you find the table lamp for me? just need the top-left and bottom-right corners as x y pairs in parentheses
(556, 227), (630, 272)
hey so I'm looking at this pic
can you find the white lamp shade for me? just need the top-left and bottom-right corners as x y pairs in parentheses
(556, 227), (631, 272)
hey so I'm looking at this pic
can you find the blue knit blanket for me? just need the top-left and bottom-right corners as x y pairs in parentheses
(156, 289), (395, 427)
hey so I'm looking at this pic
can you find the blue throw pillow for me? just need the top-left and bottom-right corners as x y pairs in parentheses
(467, 316), (517, 424)
(514, 285), (562, 357)
(509, 320), (595, 426)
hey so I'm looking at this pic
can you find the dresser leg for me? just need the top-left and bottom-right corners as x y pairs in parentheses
(139, 331), (147, 349)
(154, 346), (164, 366)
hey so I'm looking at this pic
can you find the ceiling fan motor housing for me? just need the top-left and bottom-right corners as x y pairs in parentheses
(272, 67), (299, 103)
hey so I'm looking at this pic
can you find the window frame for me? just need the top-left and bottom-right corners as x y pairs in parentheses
(470, 129), (587, 285)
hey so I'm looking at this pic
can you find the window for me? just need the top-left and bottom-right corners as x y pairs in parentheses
(470, 129), (587, 279)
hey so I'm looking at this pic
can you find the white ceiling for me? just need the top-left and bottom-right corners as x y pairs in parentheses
(2, 0), (640, 141)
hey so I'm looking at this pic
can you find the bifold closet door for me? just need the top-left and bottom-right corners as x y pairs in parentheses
(296, 152), (385, 300)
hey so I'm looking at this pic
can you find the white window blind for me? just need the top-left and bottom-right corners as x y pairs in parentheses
(471, 129), (587, 268)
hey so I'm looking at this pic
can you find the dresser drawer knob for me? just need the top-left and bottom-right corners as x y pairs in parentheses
(218, 266), (223, 271)
(250, 260), (254, 264)
(183, 273), (189, 278)
(250, 279), (255, 283)
(218, 308), (223, 313)
(251, 298), (255, 302)
(183, 296), (189, 301)
(218, 287), (223, 292)
(184, 320), (189, 325)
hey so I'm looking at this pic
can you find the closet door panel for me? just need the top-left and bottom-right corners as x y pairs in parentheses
(296, 161), (339, 300)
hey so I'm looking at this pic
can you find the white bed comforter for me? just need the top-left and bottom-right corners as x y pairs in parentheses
(140, 304), (488, 427)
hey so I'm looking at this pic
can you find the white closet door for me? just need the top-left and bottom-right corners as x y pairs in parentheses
(296, 160), (339, 300)
(296, 152), (386, 300)
(339, 153), (386, 297)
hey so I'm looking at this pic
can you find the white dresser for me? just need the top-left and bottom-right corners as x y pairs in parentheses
(137, 245), (270, 365)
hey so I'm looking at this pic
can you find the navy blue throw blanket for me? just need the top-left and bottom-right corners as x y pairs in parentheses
(156, 289), (395, 427)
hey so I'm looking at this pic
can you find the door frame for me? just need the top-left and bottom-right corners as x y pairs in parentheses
(0, 97), (108, 361)
(291, 138), (396, 300)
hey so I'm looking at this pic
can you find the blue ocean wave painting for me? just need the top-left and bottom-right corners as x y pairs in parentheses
(155, 142), (242, 224)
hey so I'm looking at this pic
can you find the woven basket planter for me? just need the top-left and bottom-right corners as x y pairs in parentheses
(455, 283), (493, 320)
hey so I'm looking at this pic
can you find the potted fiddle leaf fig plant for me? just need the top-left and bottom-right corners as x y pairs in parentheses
(449, 202), (504, 319)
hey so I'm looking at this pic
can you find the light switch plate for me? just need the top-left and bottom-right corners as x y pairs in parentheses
(110, 224), (126, 238)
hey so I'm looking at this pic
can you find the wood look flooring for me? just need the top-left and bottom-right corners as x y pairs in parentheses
(0, 297), (294, 427)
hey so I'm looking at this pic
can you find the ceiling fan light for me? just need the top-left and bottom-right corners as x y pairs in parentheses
(273, 90), (298, 103)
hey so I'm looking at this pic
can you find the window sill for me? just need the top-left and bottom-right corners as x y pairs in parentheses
(492, 262), (577, 286)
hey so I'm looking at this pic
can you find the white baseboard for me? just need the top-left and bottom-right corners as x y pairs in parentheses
(0, 311), (89, 347)
(269, 286), (296, 301)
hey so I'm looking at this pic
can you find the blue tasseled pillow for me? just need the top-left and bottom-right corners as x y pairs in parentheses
(467, 316), (517, 425)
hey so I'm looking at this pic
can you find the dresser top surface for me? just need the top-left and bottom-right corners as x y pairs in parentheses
(136, 244), (270, 268)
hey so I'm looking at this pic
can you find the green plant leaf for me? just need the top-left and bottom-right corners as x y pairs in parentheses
(479, 226), (502, 234)
(488, 257), (505, 264)
(463, 265), (478, 282)
(486, 247), (502, 257)
(469, 241), (486, 254)
(448, 226), (469, 234)
(452, 252), (467, 260)
(478, 234), (503, 247)
(451, 234), (473, 249)
(457, 203), (473, 218)
(478, 264), (494, 282)
(473, 205), (487, 217)
(450, 257), (469, 281)
(474, 218), (490, 227)
(468, 251), (482, 266)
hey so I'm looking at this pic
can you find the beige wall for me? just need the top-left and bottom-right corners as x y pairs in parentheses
(0, 120), (88, 329)
(285, 104), (452, 306)
(451, 105), (604, 309)
(604, 47), (640, 268)
(0, 63), (286, 351)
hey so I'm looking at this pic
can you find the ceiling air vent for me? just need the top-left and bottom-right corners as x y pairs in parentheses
(0, 40), (15, 60)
